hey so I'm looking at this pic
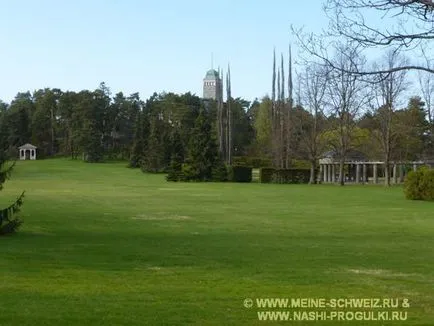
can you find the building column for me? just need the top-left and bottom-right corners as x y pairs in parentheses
(393, 164), (398, 184)
(323, 164), (327, 183)
(362, 164), (367, 184)
(356, 164), (361, 184)
(413, 163), (417, 172)
(399, 165), (404, 183)
(332, 164), (336, 183)
(329, 164), (334, 183)
(319, 165), (323, 183)
(373, 164), (378, 184)
(340, 163), (344, 182)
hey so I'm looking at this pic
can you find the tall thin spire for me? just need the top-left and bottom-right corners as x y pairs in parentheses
(281, 53), (285, 101)
(288, 44), (293, 102)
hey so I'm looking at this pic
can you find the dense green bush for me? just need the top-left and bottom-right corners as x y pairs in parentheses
(259, 168), (310, 184)
(175, 162), (229, 182)
(228, 166), (252, 183)
(211, 161), (229, 182)
(179, 163), (198, 181)
(165, 158), (183, 182)
(404, 167), (434, 201)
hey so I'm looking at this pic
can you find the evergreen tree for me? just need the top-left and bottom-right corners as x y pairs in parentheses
(82, 119), (104, 163)
(75, 90), (106, 163)
(31, 89), (61, 158)
(7, 92), (34, 151)
(129, 111), (148, 168)
(141, 104), (171, 173)
(166, 128), (184, 181)
(185, 108), (225, 181)
(0, 139), (25, 235)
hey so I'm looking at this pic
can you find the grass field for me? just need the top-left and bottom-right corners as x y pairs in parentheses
(1, 159), (433, 325)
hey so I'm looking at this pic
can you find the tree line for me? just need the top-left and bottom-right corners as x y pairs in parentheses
(0, 83), (254, 168)
(0, 73), (431, 179)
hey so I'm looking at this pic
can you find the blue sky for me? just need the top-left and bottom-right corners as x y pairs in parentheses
(1, 1), (330, 103)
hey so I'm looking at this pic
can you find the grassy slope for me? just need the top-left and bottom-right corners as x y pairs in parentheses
(0, 159), (433, 325)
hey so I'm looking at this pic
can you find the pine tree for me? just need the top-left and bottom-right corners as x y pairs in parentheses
(185, 108), (224, 181)
(166, 128), (184, 181)
(141, 114), (168, 173)
(0, 141), (25, 235)
(82, 119), (104, 163)
(129, 111), (147, 168)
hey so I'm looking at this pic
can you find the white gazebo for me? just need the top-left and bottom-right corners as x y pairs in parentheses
(18, 143), (37, 160)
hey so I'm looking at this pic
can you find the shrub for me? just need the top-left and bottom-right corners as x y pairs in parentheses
(211, 161), (229, 182)
(259, 168), (275, 183)
(271, 169), (311, 184)
(166, 161), (182, 182)
(259, 168), (311, 184)
(404, 167), (434, 201)
(180, 163), (197, 182)
(229, 166), (252, 182)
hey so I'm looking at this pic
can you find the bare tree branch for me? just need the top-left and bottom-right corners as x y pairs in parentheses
(293, 0), (434, 76)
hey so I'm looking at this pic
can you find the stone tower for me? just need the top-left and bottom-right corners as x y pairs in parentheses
(203, 69), (223, 101)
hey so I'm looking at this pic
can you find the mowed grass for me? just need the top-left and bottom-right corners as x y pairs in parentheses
(1, 159), (433, 326)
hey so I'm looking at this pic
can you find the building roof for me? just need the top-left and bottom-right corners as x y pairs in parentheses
(321, 149), (367, 161)
(18, 143), (37, 149)
(204, 69), (219, 80)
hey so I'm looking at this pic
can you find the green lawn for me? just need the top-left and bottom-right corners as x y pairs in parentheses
(1, 159), (433, 325)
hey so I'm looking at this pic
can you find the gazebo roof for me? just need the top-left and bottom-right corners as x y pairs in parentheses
(18, 143), (37, 150)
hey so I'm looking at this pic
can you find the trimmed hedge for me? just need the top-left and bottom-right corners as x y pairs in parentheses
(404, 167), (434, 201)
(228, 166), (252, 183)
(259, 168), (275, 183)
(259, 168), (311, 184)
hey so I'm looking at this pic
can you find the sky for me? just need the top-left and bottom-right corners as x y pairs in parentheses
(0, 0), (376, 104)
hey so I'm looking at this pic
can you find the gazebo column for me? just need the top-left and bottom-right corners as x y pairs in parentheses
(393, 164), (398, 184)
(373, 164), (378, 184)
(356, 164), (361, 184)
(362, 164), (367, 184)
